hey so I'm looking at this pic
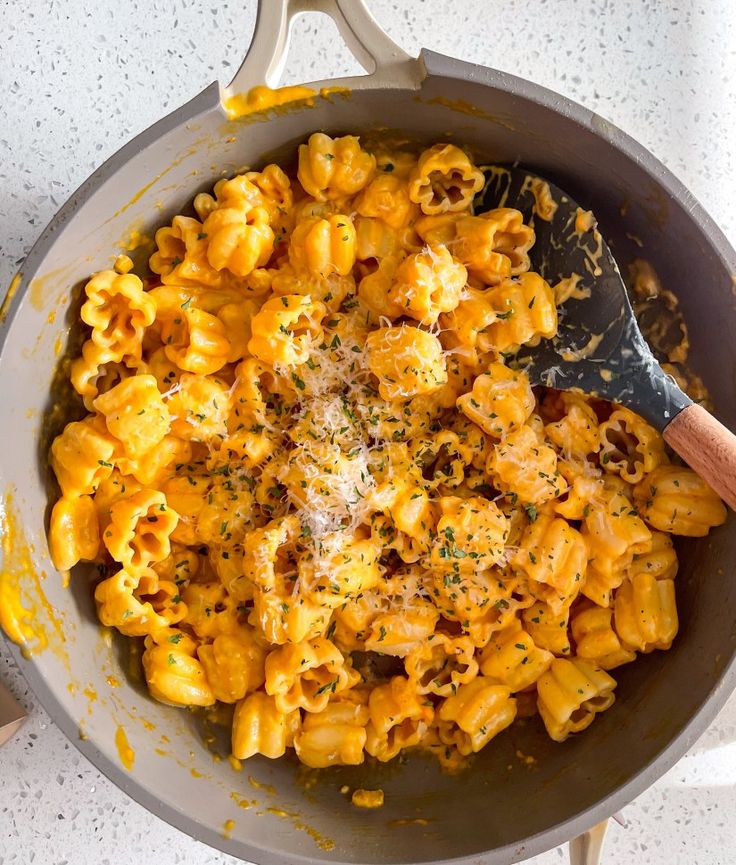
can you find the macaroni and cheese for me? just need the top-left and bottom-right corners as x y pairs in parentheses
(48, 135), (727, 773)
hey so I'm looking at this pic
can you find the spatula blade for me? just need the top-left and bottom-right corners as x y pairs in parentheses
(475, 166), (690, 427)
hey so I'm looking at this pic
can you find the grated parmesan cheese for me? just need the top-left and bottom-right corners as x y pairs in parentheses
(275, 310), (377, 546)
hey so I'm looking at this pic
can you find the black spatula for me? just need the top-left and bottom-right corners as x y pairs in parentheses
(476, 165), (736, 509)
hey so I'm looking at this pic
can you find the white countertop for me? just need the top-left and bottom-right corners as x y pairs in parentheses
(2, 1), (736, 862)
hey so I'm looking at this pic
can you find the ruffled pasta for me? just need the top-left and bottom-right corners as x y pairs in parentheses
(47, 136), (724, 778)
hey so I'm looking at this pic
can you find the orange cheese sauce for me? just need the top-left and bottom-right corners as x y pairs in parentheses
(521, 176), (558, 221)
(389, 818), (431, 827)
(423, 95), (517, 132)
(82, 684), (98, 716)
(319, 85), (352, 101)
(560, 332), (604, 362)
(553, 273), (591, 304)
(569, 207), (604, 277)
(263, 807), (335, 852)
(515, 749), (538, 767)
(228, 755), (243, 773)
(29, 264), (74, 312)
(574, 207), (596, 234)
(0, 489), (66, 660)
(230, 792), (257, 809)
(0, 273), (22, 322)
(351, 788), (384, 809)
(224, 85), (316, 119)
(115, 724), (135, 770)
(113, 167), (175, 218)
(248, 774), (276, 795)
(119, 227), (153, 253)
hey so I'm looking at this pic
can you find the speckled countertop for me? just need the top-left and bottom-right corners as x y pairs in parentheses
(1, 1), (736, 863)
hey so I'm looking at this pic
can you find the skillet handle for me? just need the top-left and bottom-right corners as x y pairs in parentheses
(568, 820), (609, 865)
(663, 403), (736, 511)
(226, 0), (417, 94)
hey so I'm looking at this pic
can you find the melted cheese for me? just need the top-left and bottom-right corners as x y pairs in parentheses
(521, 176), (558, 221)
(351, 788), (385, 808)
(0, 273), (21, 322)
(560, 332), (604, 362)
(224, 85), (316, 120)
(0, 490), (66, 661)
(115, 724), (135, 770)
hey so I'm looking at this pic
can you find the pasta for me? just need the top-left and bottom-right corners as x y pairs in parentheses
(48, 134), (727, 776)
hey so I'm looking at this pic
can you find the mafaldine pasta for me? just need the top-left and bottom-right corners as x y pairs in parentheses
(48, 135), (726, 773)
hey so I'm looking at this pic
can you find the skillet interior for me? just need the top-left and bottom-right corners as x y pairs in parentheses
(2, 53), (736, 865)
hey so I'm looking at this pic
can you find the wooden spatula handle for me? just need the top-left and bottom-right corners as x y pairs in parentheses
(663, 403), (736, 510)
